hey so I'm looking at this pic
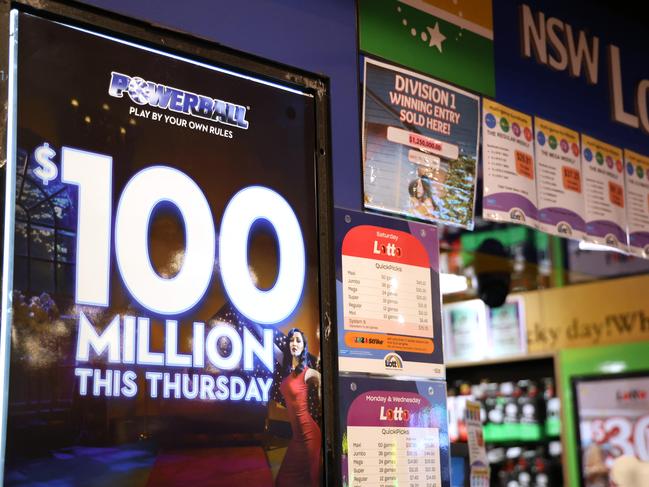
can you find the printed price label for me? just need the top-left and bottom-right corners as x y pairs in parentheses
(341, 381), (449, 487)
(609, 181), (624, 207)
(515, 150), (534, 179)
(482, 101), (537, 226)
(582, 135), (626, 248)
(470, 466), (490, 487)
(562, 166), (582, 193)
(342, 226), (433, 339)
(534, 117), (585, 238)
(624, 149), (649, 257)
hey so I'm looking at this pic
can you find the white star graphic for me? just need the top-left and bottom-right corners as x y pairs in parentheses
(426, 22), (446, 53)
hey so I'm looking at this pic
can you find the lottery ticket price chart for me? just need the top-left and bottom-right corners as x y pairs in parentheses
(534, 117), (586, 240)
(581, 134), (627, 251)
(348, 426), (441, 487)
(624, 149), (649, 258)
(335, 212), (445, 378)
(342, 225), (433, 339)
(482, 100), (538, 227)
(340, 377), (451, 487)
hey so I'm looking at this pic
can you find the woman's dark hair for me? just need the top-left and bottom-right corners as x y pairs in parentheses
(408, 176), (434, 202)
(408, 178), (421, 199)
(283, 327), (310, 375)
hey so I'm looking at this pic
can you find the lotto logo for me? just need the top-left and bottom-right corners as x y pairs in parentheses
(379, 406), (410, 421)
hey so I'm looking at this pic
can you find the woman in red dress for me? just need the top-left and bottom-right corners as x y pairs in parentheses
(275, 328), (322, 487)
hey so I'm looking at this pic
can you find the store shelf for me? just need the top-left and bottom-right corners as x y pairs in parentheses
(447, 351), (563, 486)
(452, 438), (560, 455)
(483, 437), (560, 448)
(446, 352), (556, 369)
(446, 353), (557, 385)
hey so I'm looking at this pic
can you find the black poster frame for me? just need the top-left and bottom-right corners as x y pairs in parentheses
(570, 370), (649, 487)
(0, 0), (338, 484)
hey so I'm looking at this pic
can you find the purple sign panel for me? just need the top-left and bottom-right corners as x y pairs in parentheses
(339, 377), (450, 487)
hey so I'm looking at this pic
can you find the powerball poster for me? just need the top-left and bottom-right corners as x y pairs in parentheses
(1, 12), (324, 486)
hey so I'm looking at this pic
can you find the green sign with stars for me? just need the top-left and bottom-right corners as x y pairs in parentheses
(359, 0), (495, 96)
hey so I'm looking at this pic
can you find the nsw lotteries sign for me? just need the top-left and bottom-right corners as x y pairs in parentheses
(1, 11), (324, 485)
(494, 1), (649, 154)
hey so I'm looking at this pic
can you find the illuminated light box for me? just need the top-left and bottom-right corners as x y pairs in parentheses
(572, 372), (649, 487)
(0, 7), (331, 486)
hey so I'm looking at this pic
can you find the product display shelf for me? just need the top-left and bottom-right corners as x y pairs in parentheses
(447, 352), (564, 486)
(446, 352), (556, 372)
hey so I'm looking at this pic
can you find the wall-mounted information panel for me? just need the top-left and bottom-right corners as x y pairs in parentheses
(335, 209), (444, 379)
(339, 376), (450, 487)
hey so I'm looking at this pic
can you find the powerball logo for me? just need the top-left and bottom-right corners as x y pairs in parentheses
(384, 352), (403, 370)
(108, 72), (249, 129)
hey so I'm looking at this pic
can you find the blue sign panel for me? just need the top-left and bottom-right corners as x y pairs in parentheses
(494, 0), (649, 154)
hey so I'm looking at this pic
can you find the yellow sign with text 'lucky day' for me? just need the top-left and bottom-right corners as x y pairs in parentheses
(522, 274), (649, 353)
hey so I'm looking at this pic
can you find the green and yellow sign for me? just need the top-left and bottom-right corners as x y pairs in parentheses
(359, 0), (495, 96)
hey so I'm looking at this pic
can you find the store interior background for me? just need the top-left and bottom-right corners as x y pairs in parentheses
(21, 0), (649, 485)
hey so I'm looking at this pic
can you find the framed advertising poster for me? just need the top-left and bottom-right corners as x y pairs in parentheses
(0, 3), (334, 486)
(339, 376), (450, 487)
(486, 296), (526, 358)
(442, 299), (487, 363)
(362, 58), (480, 230)
(572, 372), (649, 487)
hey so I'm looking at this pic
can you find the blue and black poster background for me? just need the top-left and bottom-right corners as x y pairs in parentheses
(3, 11), (323, 486)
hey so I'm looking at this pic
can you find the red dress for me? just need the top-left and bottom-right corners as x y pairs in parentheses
(275, 367), (322, 487)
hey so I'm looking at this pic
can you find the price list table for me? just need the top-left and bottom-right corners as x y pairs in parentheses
(482, 99), (538, 227)
(343, 254), (433, 337)
(347, 426), (441, 487)
(337, 218), (444, 377)
(581, 134), (627, 249)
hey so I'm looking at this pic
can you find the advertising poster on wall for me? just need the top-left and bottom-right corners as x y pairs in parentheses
(486, 296), (526, 358)
(443, 297), (525, 362)
(534, 117), (586, 240)
(335, 209), (444, 378)
(624, 149), (649, 258)
(465, 401), (488, 472)
(1, 12), (325, 485)
(482, 99), (538, 228)
(469, 466), (490, 487)
(573, 373), (649, 487)
(443, 299), (487, 363)
(581, 135), (627, 251)
(362, 58), (480, 229)
(339, 376), (450, 487)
